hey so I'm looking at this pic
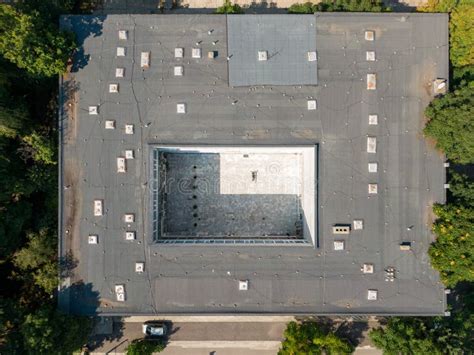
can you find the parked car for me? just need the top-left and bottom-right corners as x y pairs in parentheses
(142, 321), (169, 338)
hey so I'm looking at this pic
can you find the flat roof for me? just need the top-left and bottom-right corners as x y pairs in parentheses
(59, 13), (449, 316)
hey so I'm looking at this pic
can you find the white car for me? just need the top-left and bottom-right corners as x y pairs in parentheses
(142, 322), (168, 338)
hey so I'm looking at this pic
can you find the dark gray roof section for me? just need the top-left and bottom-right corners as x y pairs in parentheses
(59, 13), (449, 316)
(227, 15), (318, 86)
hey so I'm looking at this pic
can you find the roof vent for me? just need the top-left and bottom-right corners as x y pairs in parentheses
(135, 262), (145, 273)
(94, 200), (103, 216)
(125, 150), (134, 159)
(365, 30), (375, 41)
(174, 66), (184, 76)
(368, 114), (378, 125)
(117, 47), (126, 57)
(115, 285), (126, 302)
(175, 47), (184, 58)
(332, 225), (350, 234)
(117, 157), (126, 173)
(109, 84), (119, 93)
(307, 51), (317, 62)
(124, 213), (135, 223)
(368, 183), (378, 194)
(192, 48), (202, 58)
(258, 50), (268, 61)
(88, 106), (98, 115)
(115, 68), (124, 78)
(367, 289), (378, 300)
(239, 280), (249, 291)
(88, 235), (98, 244)
(400, 242), (412, 251)
(177, 103), (186, 114)
(105, 120), (115, 129)
(125, 124), (134, 135)
(366, 51), (376, 61)
(333, 240), (345, 251)
(125, 231), (136, 240)
(367, 137), (376, 153)
(307, 100), (317, 110)
(367, 74), (376, 90)
(208, 51), (217, 59)
(368, 162), (378, 173)
(433, 79), (447, 95)
(141, 52), (150, 68)
(362, 263), (374, 274)
(118, 30), (128, 40)
(353, 220), (364, 230)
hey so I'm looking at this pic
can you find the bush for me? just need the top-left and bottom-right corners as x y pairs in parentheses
(215, 0), (243, 14)
(289, 0), (390, 13)
(126, 339), (166, 355)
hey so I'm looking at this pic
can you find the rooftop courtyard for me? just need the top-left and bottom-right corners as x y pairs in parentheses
(59, 13), (449, 316)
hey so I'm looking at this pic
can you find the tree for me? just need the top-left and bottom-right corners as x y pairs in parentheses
(449, 172), (474, 205)
(21, 306), (92, 355)
(428, 204), (474, 287)
(450, 3), (474, 68)
(13, 229), (58, 294)
(279, 321), (353, 354)
(215, 0), (243, 14)
(289, 0), (390, 13)
(126, 339), (166, 355)
(424, 84), (474, 164)
(369, 318), (444, 355)
(0, 5), (75, 78)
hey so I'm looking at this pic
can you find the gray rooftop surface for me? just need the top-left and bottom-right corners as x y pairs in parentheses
(59, 13), (449, 316)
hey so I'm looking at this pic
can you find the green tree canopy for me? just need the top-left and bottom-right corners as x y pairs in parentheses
(126, 339), (166, 355)
(449, 172), (474, 205)
(428, 204), (474, 287)
(450, 3), (474, 67)
(279, 321), (353, 355)
(215, 0), (243, 14)
(0, 5), (75, 77)
(289, 0), (390, 13)
(424, 84), (474, 164)
(21, 306), (91, 355)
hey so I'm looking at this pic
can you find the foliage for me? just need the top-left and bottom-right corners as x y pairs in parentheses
(126, 338), (166, 355)
(215, 0), (244, 14)
(450, 4), (474, 68)
(428, 204), (474, 287)
(0, 5), (76, 78)
(20, 132), (56, 165)
(424, 84), (474, 164)
(289, 0), (390, 13)
(279, 321), (354, 354)
(21, 306), (92, 355)
(449, 172), (474, 205)
(13, 229), (58, 294)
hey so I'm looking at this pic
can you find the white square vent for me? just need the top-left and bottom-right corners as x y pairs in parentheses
(117, 157), (126, 173)
(118, 30), (128, 40)
(115, 284), (125, 302)
(368, 114), (378, 125)
(124, 213), (135, 223)
(115, 68), (124, 78)
(365, 30), (375, 41)
(307, 51), (317, 62)
(125, 124), (134, 135)
(307, 100), (317, 110)
(135, 262), (145, 273)
(362, 263), (374, 274)
(125, 231), (136, 240)
(368, 162), (378, 173)
(367, 289), (378, 300)
(175, 47), (184, 58)
(141, 52), (150, 68)
(258, 50), (268, 61)
(125, 150), (134, 159)
(368, 183), (378, 194)
(88, 106), (98, 115)
(192, 48), (202, 58)
(334, 241), (345, 251)
(367, 74), (377, 90)
(367, 137), (377, 153)
(353, 220), (364, 230)
(177, 103), (186, 114)
(174, 66), (184, 76)
(239, 280), (249, 291)
(88, 235), (98, 244)
(105, 120), (115, 129)
(117, 47), (126, 57)
(366, 51), (376, 61)
(109, 84), (119, 93)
